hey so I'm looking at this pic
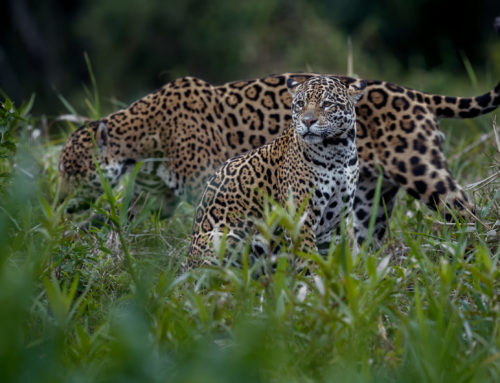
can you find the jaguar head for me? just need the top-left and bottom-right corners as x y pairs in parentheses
(58, 121), (135, 212)
(287, 75), (366, 144)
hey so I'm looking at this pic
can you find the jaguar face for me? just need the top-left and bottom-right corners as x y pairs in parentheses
(58, 122), (129, 211)
(287, 76), (366, 144)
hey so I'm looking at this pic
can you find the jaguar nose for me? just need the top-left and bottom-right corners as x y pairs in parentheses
(302, 115), (318, 128)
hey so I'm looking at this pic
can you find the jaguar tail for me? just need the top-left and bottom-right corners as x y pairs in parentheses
(426, 82), (500, 119)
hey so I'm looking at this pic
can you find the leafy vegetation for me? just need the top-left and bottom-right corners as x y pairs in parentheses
(0, 93), (35, 192)
(0, 63), (499, 382)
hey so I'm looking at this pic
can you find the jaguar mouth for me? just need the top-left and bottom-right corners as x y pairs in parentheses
(301, 132), (324, 144)
(302, 131), (319, 138)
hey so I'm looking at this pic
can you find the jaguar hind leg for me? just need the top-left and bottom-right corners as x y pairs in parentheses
(367, 108), (478, 242)
(380, 120), (474, 223)
(356, 161), (474, 246)
(403, 166), (474, 221)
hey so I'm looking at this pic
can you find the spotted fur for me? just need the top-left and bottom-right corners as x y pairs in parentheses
(59, 73), (500, 242)
(188, 76), (365, 264)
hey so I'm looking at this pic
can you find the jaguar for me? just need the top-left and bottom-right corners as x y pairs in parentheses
(59, 73), (500, 242)
(188, 75), (365, 263)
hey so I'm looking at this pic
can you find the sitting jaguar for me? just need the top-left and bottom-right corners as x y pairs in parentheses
(188, 75), (365, 263)
(59, 73), (500, 242)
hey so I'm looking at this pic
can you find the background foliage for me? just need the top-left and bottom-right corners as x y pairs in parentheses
(2, 0), (500, 116)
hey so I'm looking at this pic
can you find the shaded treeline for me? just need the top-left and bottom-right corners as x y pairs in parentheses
(1, 0), (499, 115)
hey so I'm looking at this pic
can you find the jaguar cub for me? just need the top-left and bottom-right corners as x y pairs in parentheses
(188, 76), (366, 264)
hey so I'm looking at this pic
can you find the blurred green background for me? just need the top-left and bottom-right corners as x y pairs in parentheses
(2, 0), (500, 116)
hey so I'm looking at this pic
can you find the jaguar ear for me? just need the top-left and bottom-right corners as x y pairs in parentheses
(343, 77), (367, 103)
(286, 77), (302, 97)
(96, 122), (108, 154)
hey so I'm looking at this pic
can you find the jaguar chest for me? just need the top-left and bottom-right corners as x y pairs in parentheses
(306, 140), (359, 238)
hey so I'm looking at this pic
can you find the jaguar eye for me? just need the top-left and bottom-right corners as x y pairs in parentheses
(295, 100), (305, 109)
(322, 101), (334, 108)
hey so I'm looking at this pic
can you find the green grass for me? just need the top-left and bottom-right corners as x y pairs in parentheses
(1, 76), (500, 383)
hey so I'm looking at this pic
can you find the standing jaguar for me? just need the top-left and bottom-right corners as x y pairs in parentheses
(59, 73), (500, 242)
(189, 75), (365, 263)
